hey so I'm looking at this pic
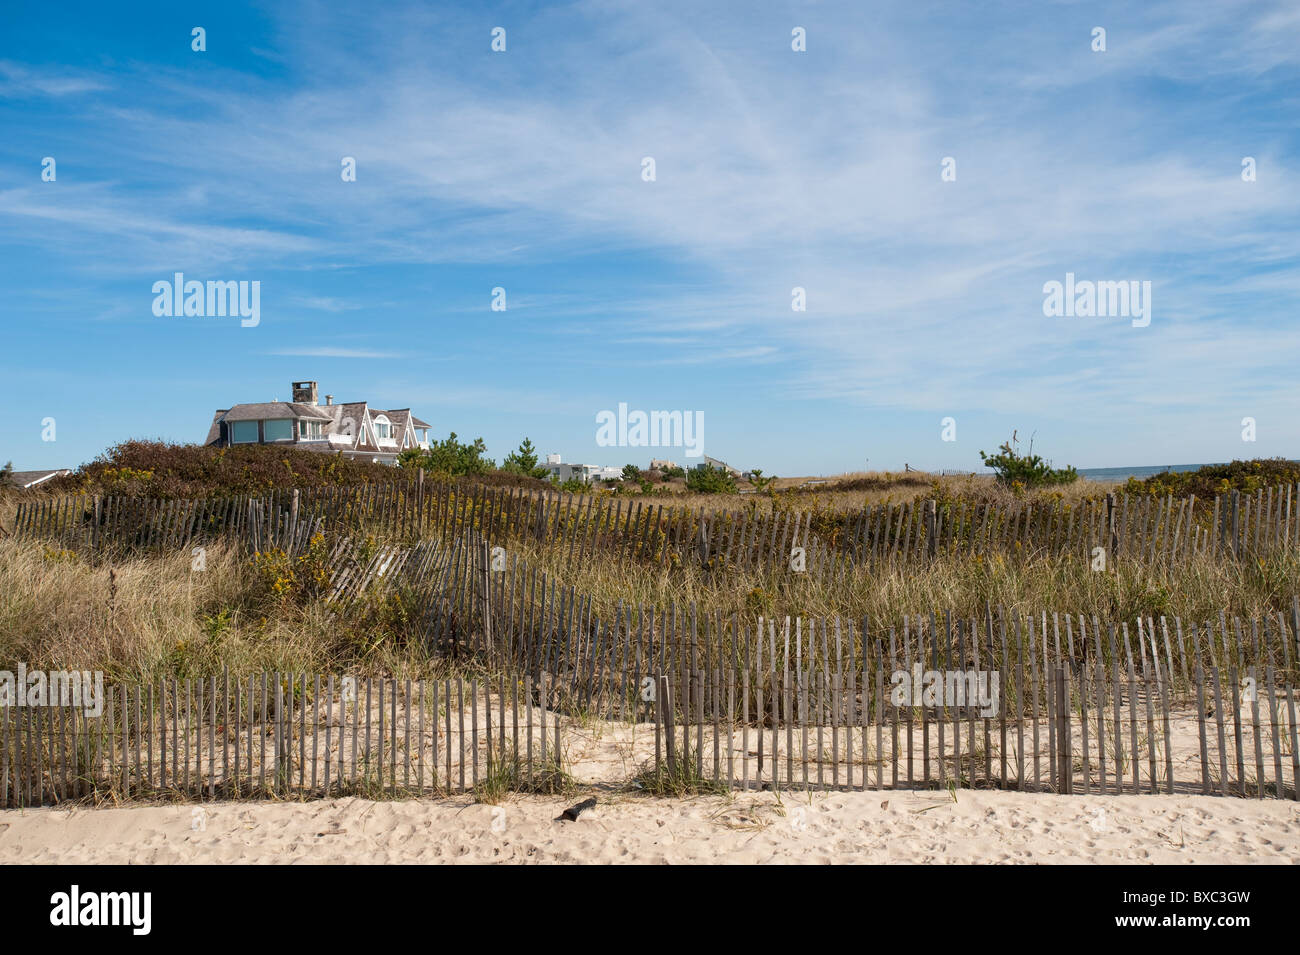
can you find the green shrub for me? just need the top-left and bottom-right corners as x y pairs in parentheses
(1123, 458), (1300, 498)
(47, 440), (395, 498)
(979, 435), (1077, 489)
(686, 464), (737, 494)
(398, 432), (494, 476)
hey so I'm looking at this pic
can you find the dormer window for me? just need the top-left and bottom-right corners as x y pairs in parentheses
(373, 415), (393, 441)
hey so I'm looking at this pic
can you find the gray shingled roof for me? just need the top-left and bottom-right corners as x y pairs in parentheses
(329, 402), (371, 449)
(203, 411), (224, 446)
(7, 469), (71, 489)
(220, 402), (334, 422)
(387, 408), (431, 431)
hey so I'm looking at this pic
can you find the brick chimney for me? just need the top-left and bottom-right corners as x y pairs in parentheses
(291, 381), (318, 405)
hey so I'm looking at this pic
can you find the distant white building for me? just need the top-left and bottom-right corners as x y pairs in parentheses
(542, 454), (623, 484)
(692, 455), (741, 477)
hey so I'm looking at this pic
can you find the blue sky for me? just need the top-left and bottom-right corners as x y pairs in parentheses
(1, 0), (1297, 476)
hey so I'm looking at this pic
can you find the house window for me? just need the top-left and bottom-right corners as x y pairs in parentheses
(298, 420), (323, 439)
(263, 419), (293, 442)
(373, 415), (392, 440)
(230, 420), (258, 443)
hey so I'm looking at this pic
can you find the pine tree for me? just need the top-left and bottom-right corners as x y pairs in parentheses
(502, 438), (548, 479)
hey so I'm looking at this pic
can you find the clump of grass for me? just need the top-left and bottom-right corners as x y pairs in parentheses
(474, 755), (575, 803)
(629, 753), (728, 797)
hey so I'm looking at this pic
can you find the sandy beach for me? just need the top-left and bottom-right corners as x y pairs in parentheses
(2, 788), (1296, 865)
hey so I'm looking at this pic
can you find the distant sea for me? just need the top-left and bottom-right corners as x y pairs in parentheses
(1077, 463), (1217, 483)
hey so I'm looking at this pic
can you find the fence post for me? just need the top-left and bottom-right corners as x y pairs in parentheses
(1231, 490), (1241, 559)
(926, 500), (937, 559)
(417, 467), (425, 532)
(1056, 666), (1072, 794)
(480, 536), (492, 656)
(1106, 493), (1117, 560)
(658, 675), (677, 776)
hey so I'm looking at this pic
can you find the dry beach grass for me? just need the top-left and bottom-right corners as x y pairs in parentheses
(3, 531), (1298, 683)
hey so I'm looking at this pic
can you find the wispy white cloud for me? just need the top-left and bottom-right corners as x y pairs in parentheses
(290, 296), (363, 313)
(0, 61), (108, 97)
(266, 347), (403, 359)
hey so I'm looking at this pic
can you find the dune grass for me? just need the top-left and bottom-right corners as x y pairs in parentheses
(0, 537), (460, 683)
(3, 516), (1295, 682)
(499, 530), (1300, 637)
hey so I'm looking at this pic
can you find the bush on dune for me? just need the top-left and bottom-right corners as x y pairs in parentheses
(1124, 458), (1300, 499)
(47, 440), (397, 498)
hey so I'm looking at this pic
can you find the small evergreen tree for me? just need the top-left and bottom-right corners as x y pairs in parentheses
(398, 433), (494, 476)
(979, 433), (1077, 488)
(502, 438), (549, 479)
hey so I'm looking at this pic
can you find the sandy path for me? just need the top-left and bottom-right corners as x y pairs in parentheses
(2, 789), (1296, 864)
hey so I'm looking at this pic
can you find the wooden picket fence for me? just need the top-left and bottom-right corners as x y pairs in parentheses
(642, 635), (1300, 799)
(452, 540), (1300, 800)
(12, 479), (1300, 570)
(6, 596), (1299, 806)
(1, 673), (571, 808)
(12, 492), (325, 559)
